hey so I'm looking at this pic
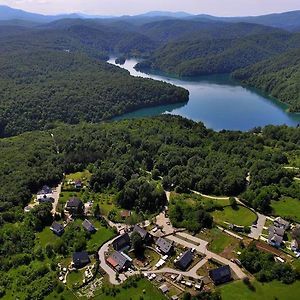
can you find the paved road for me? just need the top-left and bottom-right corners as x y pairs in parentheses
(168, 233), (246, 280)
(143, 264), (203, 280)
(217, 226), (243, 240)
(248, 212), (267, 240)
(191, 190), (230, 200)
(154, 211), (174, 237)
(51, 183), (62, 215)
(98, 235), (127, 285)
(284, 166), (300, 170)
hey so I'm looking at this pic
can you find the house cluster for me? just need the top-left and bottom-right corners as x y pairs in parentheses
(145, 263), (232, 297)
(106, 225), (153, 272)
(106, 224), (199, 278)
(65, 197), (85, 216)
(37, 185), (54, 204)
(268, 217), (290, 248)
(50, 217), (95, 237)
(25, 185), (55, 212)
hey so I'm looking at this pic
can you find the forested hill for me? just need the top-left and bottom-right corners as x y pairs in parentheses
(134, 31), (300, 77)
(233, 48), (300, 112)
(0, 37), (188, 137)
(1, 116), (299, 263)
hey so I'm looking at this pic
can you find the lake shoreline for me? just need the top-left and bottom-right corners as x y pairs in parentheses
(133, 63), (300, 116)
(108, 58), (300, 131)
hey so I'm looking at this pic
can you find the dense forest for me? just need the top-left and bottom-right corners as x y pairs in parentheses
(1, 115), (300, 255)
(0, 116), (299, 297)
(233, 48), (300, 112)
(135, 32), (300, 76)
(1, 17), (300, 118)
(0, 42), (187, 137)
(2, 115), (300, 219)
(1, 13), (300, 298)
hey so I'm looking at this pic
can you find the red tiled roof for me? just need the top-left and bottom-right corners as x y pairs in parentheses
(107, 256), (118, 267)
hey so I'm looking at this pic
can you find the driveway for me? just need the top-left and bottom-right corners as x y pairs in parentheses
(98, 235), (127, 285)
(153, 211), (175, 237)
(168, 232), (246, 280)
(248, 212), (266, 240)
(51, 182), (62, 215)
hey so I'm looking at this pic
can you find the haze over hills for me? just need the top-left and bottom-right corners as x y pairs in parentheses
(2, 3), (300, 300)
(1, 5), (300, 31)
(1, 4), (300, 115)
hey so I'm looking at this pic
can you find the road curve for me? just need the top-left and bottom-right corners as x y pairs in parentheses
(98, 235), (127, 285)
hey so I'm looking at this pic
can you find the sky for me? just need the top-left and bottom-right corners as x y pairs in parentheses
(1, 0), (300, 17)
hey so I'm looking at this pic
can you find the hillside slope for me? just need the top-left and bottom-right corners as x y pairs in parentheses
(0, 38), (188, 137)
(233, 48), (300, 112)
(135, 31), (300, 76)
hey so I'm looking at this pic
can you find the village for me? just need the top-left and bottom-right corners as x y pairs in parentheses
(25, 169), (300, 300)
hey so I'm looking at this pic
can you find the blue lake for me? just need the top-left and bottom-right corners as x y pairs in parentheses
(108, 58), (300, 131)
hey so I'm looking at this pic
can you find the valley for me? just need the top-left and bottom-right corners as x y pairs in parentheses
(1, 3), (300, 300)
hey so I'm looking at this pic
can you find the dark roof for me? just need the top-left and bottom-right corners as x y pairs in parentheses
(75, 180), (82, 187)
(50, 222), (64, 235)
(269, 226), (285, 237)
(268, 232), (283, 245)
(66, 197), (83, 208)
(209, 265), (231, 284)
(133, 225), (148, 240)
(274, 217), (290, 229)
(37, 185), (52, 195)
(82, 219), (95, 232)
(107, 251), (131, 271)
(113, 233), (131, 250)
(50, 222), (64, 231)
(176, 249), (193, 270)
(156, 237), (173, 254)
(73, 252), (90, 267)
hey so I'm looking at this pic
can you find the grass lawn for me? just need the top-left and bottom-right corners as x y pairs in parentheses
(94, 278), (167, 300)
(200, 195), (231, 208)
(67, 269), (85, 289)
(93, 193), (120, 216)
(170, 192), (230, 210)
(65, 170), (92, 183)
(44, 288), (75, 300)
(144, 248), (161, 267)
(211, 205), (256, 227)
(86, 222), (116, 252)
(196, 259), (222, 277)
(197, 227), (240, 255)
(36, 226), (60, 248)
(271, 197), (300, 223)
(219, 279), (300, 300)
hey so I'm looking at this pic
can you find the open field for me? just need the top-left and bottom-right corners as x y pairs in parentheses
(219, 279), (300, 300)
(170, 192), (230, 209)
(197, 227), (240, 256)
(271, 197), (300, 223)
(45, 288), (75, 300)
(211, 205), (257, 227)
(65, 170), (92, 184)
(86, 221), (116, 252)
(196, 259), (221, 277)
(93, 278), (167, 300)
(36, 226), (60, 247)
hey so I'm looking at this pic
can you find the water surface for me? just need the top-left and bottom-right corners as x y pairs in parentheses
(108, 58), (300, 131)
